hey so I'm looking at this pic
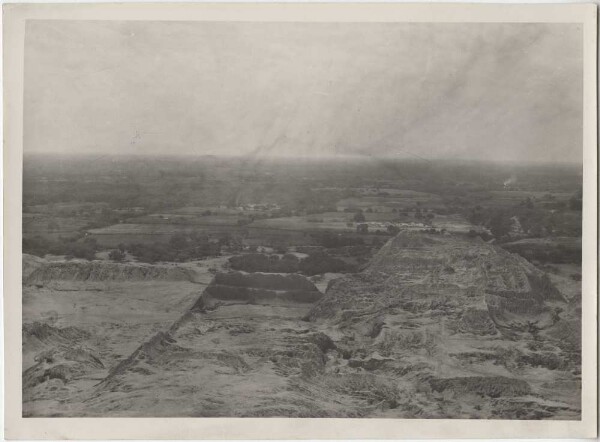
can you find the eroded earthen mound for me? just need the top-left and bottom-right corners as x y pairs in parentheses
(27, 232), (580, 419)
(307, 231), (565, 331)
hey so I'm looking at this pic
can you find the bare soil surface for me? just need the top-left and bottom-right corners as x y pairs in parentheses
(22, 232), (581, 418)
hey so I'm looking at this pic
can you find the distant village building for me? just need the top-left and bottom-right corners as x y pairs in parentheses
(356, 223), (369, 234)
(239, 203), (281, 212)
(397, 222), (427, 228)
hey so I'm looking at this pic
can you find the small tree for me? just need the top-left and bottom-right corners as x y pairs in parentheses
(109, 249), (126, 262)
(169, 233), (188, 250)
(468, 206), (485, 226)
(353, 211), (366, 223)
(524, 197), (534, 209)
(387, 225), (400, 235)
(489, 211), (512, 238)
(356, 223), (369, 234)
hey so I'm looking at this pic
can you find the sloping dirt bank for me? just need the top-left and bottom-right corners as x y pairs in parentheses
(21, 256), (231, 417)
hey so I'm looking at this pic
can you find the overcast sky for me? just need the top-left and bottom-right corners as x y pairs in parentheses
(24, 21), (583, 163)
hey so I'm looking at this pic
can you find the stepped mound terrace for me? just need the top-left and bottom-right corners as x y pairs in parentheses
(23, 232), (581, 418)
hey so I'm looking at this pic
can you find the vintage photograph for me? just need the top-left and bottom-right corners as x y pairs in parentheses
(18, 17), (587, 421)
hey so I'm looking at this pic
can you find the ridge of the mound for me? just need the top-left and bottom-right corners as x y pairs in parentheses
(24, 259), (195, 284)
(306, 231), (565, 328)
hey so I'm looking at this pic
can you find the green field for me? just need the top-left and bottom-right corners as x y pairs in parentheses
(124, 214), (241, 226)
(23, 213), (91, 240)
(486, 190), (574, 207)
(336, 193), (444, 212)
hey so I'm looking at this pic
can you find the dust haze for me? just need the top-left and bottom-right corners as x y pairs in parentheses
(24, 21), (582, 163)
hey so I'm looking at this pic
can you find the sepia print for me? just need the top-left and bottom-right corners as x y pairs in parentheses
(6, 3), (596, 436)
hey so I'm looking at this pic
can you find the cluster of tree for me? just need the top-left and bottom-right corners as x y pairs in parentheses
(356, 223), (401, 235)
(501, 242), (581, 264)
(353, 211), (366, 223)
(83, 207), (128, 230)
(305, 206), (337, 215)
(356, 223), (368, 234)
(467, 202), (581, 239)
(467, 229), (494, 241)
(299, 252), (358, 275)
(520, 193), (583, 212)
(23, 235), (98, 260)
(414, 209), (435, 221)
(229, 253), (300, 273)
(467, 206), (513, 238)
(236, 217), (254, 226)
(228, 251), (357, 276)
(108, 248), (126, 262)
(519, 197), (535, 209)
(124, 233), (220, 263)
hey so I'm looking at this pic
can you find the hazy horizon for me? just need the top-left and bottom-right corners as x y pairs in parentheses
(22, 151), (584, 171)
(24, 21), (583, 164)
